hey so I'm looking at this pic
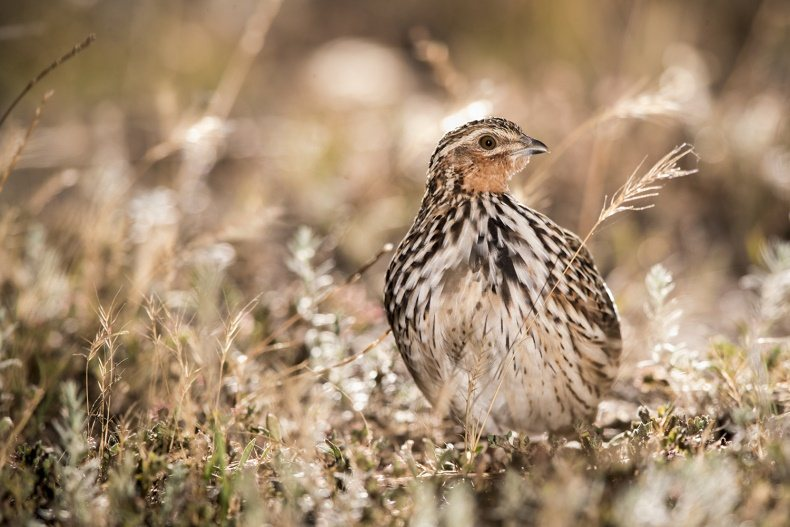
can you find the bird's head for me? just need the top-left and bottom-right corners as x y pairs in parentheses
(427, 117), (548, 194)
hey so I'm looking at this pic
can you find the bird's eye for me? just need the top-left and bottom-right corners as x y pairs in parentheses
(478, 134), (497, 150)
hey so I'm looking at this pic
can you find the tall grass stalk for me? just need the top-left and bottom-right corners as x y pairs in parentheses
(86, 301), (127, 467)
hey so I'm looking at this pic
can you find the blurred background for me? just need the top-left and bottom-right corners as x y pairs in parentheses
(1, 0), (789, 523)
(2, 0), (787, 326)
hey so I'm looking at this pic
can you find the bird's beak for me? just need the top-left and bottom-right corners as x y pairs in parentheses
(514, 136), (549, 157)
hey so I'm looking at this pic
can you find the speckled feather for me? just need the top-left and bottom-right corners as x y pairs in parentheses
(384, 118), (621, 434)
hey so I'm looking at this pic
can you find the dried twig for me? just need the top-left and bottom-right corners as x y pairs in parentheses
(0, 388), (45, 471)
(141, 0), (283, 167)
(345, 243), (394, 285)
(0, 90), (53, 194)
(278, 328), (392, 381)
(0, 354), (71, 471)
(0, 33), (95, 129)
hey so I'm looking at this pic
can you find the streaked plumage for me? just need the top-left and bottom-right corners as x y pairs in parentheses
(384, 117), (621, 434)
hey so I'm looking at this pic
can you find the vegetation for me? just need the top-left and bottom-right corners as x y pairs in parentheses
(1, 1), (788, 525)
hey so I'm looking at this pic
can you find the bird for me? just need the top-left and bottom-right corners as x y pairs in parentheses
(384, 117), (621, 435)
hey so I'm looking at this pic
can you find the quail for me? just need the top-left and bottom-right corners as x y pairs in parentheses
(384, 117), (621, 434)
